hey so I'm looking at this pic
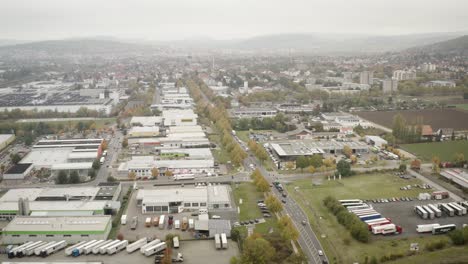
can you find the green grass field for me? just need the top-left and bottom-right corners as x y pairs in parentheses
(285, 173), (467, 263)
(235, 130), (274, 143)
(452, 104), (468, 111)
(402, 141), (468, 162)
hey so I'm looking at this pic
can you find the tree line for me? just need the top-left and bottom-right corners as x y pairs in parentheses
(233, 114), (296, 133)
(392, 114), (423, 144)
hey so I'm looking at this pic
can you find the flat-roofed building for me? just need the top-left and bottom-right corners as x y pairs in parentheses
(2, 215), (112, 244)
(162, 109), (198, 126)
(230, 108), (277, 119)
(136, 185), (231, 213)
(130, 116), (163, 127)
(128, 126), (161, 138)
(0, 134), (15, 151)
(440, 169), (468, 189)
(128, 136), (211, 149)
(2, 163), (33, 180)
(159, 148), (213, 160)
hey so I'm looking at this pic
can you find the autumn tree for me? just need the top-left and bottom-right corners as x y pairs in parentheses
(278, 215), (299, 241)
(241, 236), (275, 264)
(343, 145), (353, 158)
(165, 170), (174, 177)
(128, 171), (136, 180)
(151, 167), (159, 179)
(453, 153), (466, 167)
(410, 159), (421, 170)
(265, 193), (283, 213)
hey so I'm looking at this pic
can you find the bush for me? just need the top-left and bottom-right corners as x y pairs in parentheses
(425, 239), (447, 251)
(448, 229), (466, 245)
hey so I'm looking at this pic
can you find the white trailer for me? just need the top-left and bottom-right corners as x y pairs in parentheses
(440, 203), (455, 216)
(174, 174), (195, 181)
(121, 215), (127, 225)
(449, 202), (466, 215)
(144, 242), (167, 256)
(40, 240), (67, 257)
(93, 240), (117, 254)
(72, 240), (97, 256)
(159, 215), (166, 229)
(9, 241), (36, 258)
(82, 240), (105, 255)
(415, 206), (428, 219)
(417, 223), (440, 233)
(422, 205), (435, 219)
(34, 241), (57, 256)
(221, 233), (228, 249)
(65, 241), (88, 256)
(173, 236), (179, 249)
(175, 219), (180, 229)
(24, 241), (47, 256)
(99, 240), (121, 254)
(214, 234), (221, 249)
(107, 240), (128, 255)
(428, 204), (442, 217)
(18, 241), (45, 257)
(140, 239), (161, 253)
(126, 237), (148, 253)
(372, 224), (396, 235)
(188, 218), (194, 230)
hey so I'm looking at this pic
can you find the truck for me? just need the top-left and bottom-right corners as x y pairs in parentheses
(367, 219), (392, 231)
(371, 224), (402, 235)
(188, 218), (194, 230)
(107, 240), (128, 255)
(40, 240), (67, 257)
(221, 233), (228, 249)
(35, 241), (57, 256)
(415, 206), (428, 219)
(83, 240), (108, 255)
(18, 241), (45, 257)
(422, 205), (435, 219)
(342, 202), (366, 208)
(168, 215), (174, 228)
(9, 241), (36, 258)
(145, 217), (152, 227)
(214, 234), (221, 249)
(144, 242), (167, 256)
(181, 217), (188, 231)
(359, 213), (382, 222)
(174, 174), (195, 181)
(121, 215), (127, 225)
(65, 241), (88, 256)
(159, 215), (166, 229)
(353, 210), (378, 216)
(24, 241), (47, 256)
(428, 204), (442, 217)
(153, 216), (159, 227)
(364, 217), (389, 224)
(440, 203), (455, 216)
(174, 219), (180, 229)
(126, 237), (148, 253)
(449, 202), (466, 215)
(416, 223), (440, 233)
(140, 239), (161, 253)
(100, 156), (105, 165)
(432, 224), (456, 235)
(131, 216), (138, 230)
(72, 240), (97, 256)
(347, 204), (371, 211)
(173, 236), (180, 249)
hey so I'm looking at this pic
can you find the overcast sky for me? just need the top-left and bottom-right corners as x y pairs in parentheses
(1, 0), (467, 41)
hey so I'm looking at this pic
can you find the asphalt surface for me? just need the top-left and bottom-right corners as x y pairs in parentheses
(244, 156), (328, 264)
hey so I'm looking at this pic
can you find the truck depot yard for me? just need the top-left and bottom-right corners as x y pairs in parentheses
(402, 141), (468, 162)
(286, 172), (468, 264)
(357, 109), (468, 131)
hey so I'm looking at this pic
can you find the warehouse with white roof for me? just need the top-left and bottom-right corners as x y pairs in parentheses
(136, 185), (232, 214)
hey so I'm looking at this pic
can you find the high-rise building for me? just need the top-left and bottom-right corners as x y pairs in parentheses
(393, 70), (416, 81)
(360, 71), (373, 85)
(382, 79), (398, 93)
(343, 72), (353, 82)
(421, 63), (437, 72)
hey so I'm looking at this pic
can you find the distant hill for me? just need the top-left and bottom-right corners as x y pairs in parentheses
(229, 32), (466, 53)
(0, 38), (156, 56)
(406, 35), (468, 55)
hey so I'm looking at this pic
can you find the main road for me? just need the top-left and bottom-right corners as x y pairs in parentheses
(243, 155), (328, 264)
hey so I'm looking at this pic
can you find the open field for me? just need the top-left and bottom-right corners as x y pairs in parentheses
(357, 109), (468, 131)
(402, 141), (468, 162)
(452, 104), (468, 111)
(285, 172), (468, 263)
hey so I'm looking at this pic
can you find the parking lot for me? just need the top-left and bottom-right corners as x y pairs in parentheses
(0, 240), (239, 264)
(370, 199), (468, 237)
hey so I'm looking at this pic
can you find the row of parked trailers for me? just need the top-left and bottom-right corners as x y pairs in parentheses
(340, 199), (403, 235)
(415, 201), (468, 219)
(416, 223), (457, 235)
(7, 240), (67, 258)
(7, 237), (174, 259)
(214, 233), (228, 249)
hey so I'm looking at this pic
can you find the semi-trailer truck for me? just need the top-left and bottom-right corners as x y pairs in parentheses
(24, 241), (47, 256)
(84, 240), (108, 255)
(440, 204), (455, 216)
(107, 240), (128, 255)
(65, 241), (88, 256)
(428, 204), (442, 217)
(432, 224), (456, 235)
(422, 205), (435, 219)
(359, 213), (382, 221)
(416, 224), (440, 233)
(415, 206), (428, 219)
(221, 233), (228, 249)
(159, 215), (166, 229)
(371, 224), (402, 235)
(144, 242), (167, 256)
(140, 239), (161, 253)
(34, 241), (57, 256)
(215, 234), (221, 249)
(367, 219), (392, 231)
(40, 240), (67, 257)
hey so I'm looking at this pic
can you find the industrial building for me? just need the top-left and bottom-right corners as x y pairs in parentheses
(230, 108), (277, 119)
(19, 139), (104, 178)
(365, 136), (388, 148)
(158, 148), (214, 160)
(440, 169), (468, 189)
(136, 185), (232, 214)
(128, 126), (161, 138)
(130, 116), (163, 127)
(2, 163), (34, 180)
(269, 140), (368, 160)
(0, 134), (15, 151)
(118, 156), (215, 178)
(128, 135), (211, 149)
(161, 109), (198, 126)
(2, 215), (112, 244)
